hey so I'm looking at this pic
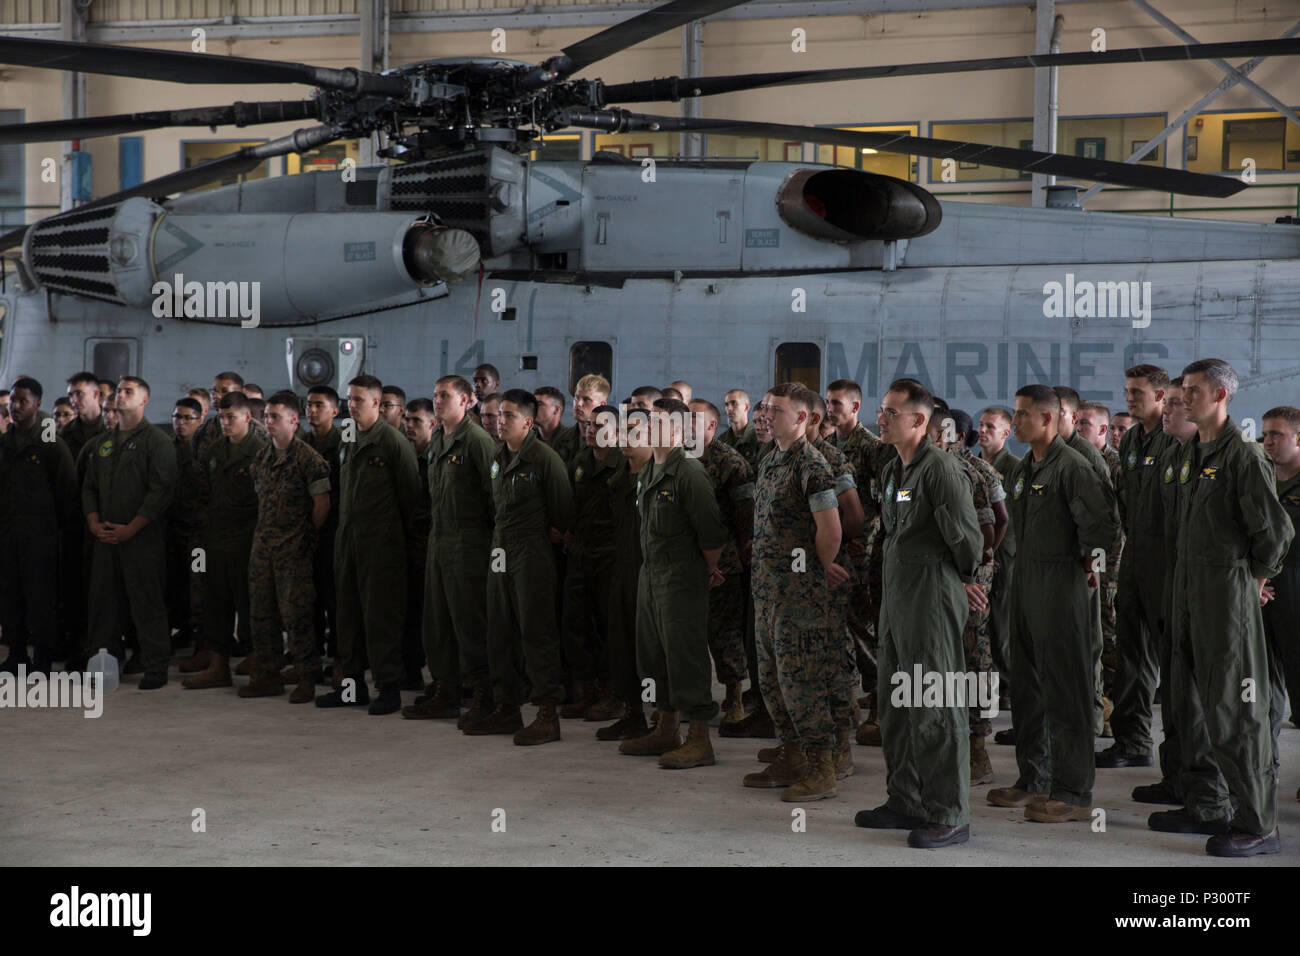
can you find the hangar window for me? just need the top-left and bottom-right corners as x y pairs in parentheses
(569, 341), (613, 394)
(285, 141), (361, 175)
(181, 140), (272, 191)
(775, 342), (821, 392)
(1186, 111), (1298, 173)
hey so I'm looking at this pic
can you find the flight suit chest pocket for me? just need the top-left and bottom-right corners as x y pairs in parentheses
(649, 487), (683, 537)
(508, 470), (538, 506)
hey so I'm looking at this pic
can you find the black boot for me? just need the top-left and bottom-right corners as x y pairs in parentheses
(596, 708), (649, 741)
(316, 675), (370, 708)
(368, 682), (402, 715)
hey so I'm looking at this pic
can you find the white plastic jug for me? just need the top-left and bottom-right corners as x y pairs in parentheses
(87, 647), (119, 694)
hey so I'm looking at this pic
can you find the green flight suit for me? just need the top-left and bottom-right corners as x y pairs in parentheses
(877, 437), (983, 826)
(422, 416), (496, 694)
(1007, 436), (1118, 807)
(335, 418), (421, 687)
(562, 443), (623, 685)
(635, 445), (728, 721)
(986, 446), (1020, 690)
(82, 420), (177, 676)
(60, 413), (106, 465)
(0, 421), (77, 667)
(487, 431), (574, 706)
(59, 414), (106, 659)
(1170, 419), (1292, 835)
(607, 455), (643, 708)
(717, 422), (761, 473)
(404, 443), (432, 683)
(1112, 422), (1177, 758)
(1262, 471), (1300, 756)
(203, 431), (267, 656)
(305, 425), (342, 657)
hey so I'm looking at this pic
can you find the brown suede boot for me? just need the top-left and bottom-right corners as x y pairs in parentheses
(181, 653), (232, 689)
(582, 687), (625, 722)
(234, 652), (255, 676)
(833, 728), (855, 779)
(782, 748), (837, 801)
(743, 742), (808, 788)
(178, 648), (211, 674)
(757, 744), (781, 762)
(238, 675), (285, 698)
(659, 719), (715, 769)
(402, 683), (460, 720)
(721, 683), (745, 725)
(514, 702), (562, 746)
(458, 686), (492, 730)
(282, 662), (324, 684)
(970, 734), (994, 785)
(619, 708), (681, 755)
(289, 681), (316, 704)
(559, 680), (599, 719)
(856, 721), (882, 746)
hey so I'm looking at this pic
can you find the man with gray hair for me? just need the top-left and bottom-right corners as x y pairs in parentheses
(1166, 358), (1292, 857)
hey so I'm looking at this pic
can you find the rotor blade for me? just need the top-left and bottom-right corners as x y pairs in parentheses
(559, 0), (750, 75)
(0, 100), (321, 145)
(603, 36), (1300, 102)
(558, 110), (1248, 198)
(0, 226), (28, 253)
(0, 36), (406, 94)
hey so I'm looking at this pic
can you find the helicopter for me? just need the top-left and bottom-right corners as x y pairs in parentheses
(1, 0), (1299, 426)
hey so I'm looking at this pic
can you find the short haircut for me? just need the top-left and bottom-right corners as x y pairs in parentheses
(243, 383), (263, 396)
(406, 398), (435, 416)
(218, 391), (251, 413)
(67, 371), (98, 388)
(175, 397), (203, 416)
(480, 391), (502, 406)
(809, 392), (827, 418)
(630, 385), (663, 402)
(308, 385), (340, 407)
(660, 387), (684, 402)
(653, 397), (691, 418)
(886, 377), (933, 415)
(769, 381), (816, 414)
(724, 388), (751, 404)
(11, 375), (42, 399)
(1181, 358), (1238, 402)
(501, 388), (537, 419)
(248, 398), (266, 419)
(119, 375), (150, 397)
(1052, 385), (1081, 413)
(1078, 401), (1111, 420)
(435, 374), (474, 398)
(534, 385), (565, 410)
(576, 373), (611, 397)
(1112, 410), (1135, 420)
(1166, 377), (1183, 390)
(981, 406), (1012, 426)
(214, 370), (244, 386)
(266, 390), (301, 414)
(826, 379), (862, 400)
(931, 396), (950, 413)
(592, 403), (619, 421)
(625, 407), (651, 427)
(348, 374), (383, 395)
(689, 399), (721, 426)
(1016, 383), (1061, 416)
(947, 408), (974, 444)
(381, 384), (407, 403)
(53, 395), (72, 408)
(1262, 406), (1300, 430)
(475, 363), (500, 382)
(187, 387), (210, 406)
(1125, 364), (1170, 390)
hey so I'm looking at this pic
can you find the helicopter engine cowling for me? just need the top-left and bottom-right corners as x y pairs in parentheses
(775, 167), (941, 242)
(22, 196), (480, 323)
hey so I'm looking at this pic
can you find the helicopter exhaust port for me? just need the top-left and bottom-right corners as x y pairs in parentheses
(776, 168), (942, 242)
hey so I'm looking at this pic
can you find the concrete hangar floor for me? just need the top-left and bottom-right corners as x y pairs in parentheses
(3, 665), (1298, 867)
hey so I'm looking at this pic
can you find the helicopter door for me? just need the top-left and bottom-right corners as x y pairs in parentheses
(85, 337), (139, 384)
(774, 341), (822, 393)
(569, 341), (614, 397)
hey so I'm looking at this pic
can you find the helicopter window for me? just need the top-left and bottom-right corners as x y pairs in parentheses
(500, 307), (517, 322)
(775, 342), (821, 392)
(521, 356), (538, 371)
(88, 339), (136, 384)
(569, 341), (613, 394)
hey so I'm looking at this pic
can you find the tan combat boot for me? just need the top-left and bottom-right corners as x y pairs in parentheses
(1024, 799), (1092, 823)
(514, 702), (562, 746)
(834, 728), (855, 779)
(582, 686), (625, 722)
(238, 675), (285, 698)
(743, 741), (808, 788)
(289, 680), (316, 704)
(178, 648), (211, 674)
(856, 721), (882, 746)
(781, 748), (837, 802)
(660, 719), (715, 769)
(757, 744), (781, 762)
(619, 708), (681, 755)
(181, 653), (232, 689)
(721, 683), (745, 725)
(234, 652), (255, 676)
(970, 734), (994, 785)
